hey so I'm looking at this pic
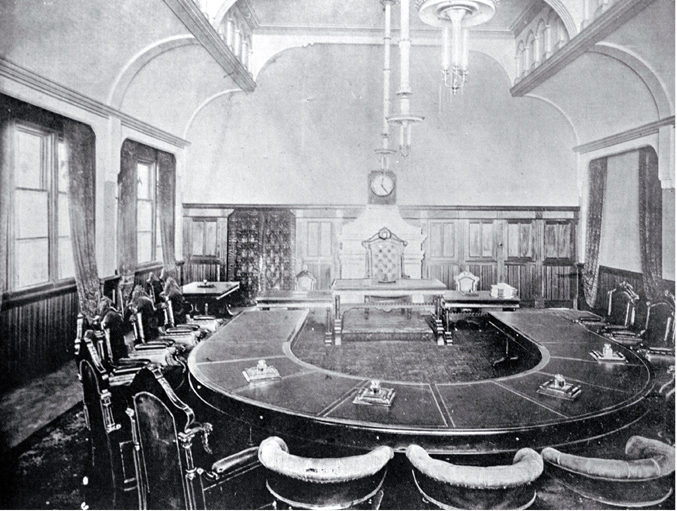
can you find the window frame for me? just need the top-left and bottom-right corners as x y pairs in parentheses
(7, 119), (73, 292)
(136, 158), (159, 265)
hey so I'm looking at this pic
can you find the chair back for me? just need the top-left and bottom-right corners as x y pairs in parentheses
(362, 228), (407, 283)
(76, 330), (137, 508)
(295, 270), (317, 291)
(607, 281), (639, 327)
(643, 299), (675, 348)
(129, 366), (211, 510)
(455, 271), (480, 293)
(258, 436), (393, 509)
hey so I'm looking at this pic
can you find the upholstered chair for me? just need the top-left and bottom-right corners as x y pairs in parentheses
(406, 444), (543, 510)
(362, 227), (408, 283)
(128, 366), (267, 510)
(295, 268), (318, 291)
(258, 436), (394, 509)
(541, 436), (675, 508)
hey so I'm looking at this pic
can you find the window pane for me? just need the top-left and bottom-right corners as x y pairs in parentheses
(15, 189), (49, 238)
(15, 130), (44, 189)
(58, 193), (70, 237)
(192, 221), (205, 255)
(137, 200), (153, 231)
(58, 236), (74, 279)
(15, 238), (49, 288)
(138, 232), (152, 263)
(137, 163), (151, 199)
(204, 221), (217, 256)
(58, 140), (69, 193)
(156, 215), (163, 262)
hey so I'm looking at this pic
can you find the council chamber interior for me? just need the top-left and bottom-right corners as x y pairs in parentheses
(0, 1), (675, 510)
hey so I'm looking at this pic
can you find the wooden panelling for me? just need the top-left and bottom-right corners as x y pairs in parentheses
(505, 264), (539, 301)
(543, 265), (575, 303)
(183, 260), (223, 283)
(426, 263), (462, 289)
(468, 264), (499, 291)
(0, 287), (78, 389)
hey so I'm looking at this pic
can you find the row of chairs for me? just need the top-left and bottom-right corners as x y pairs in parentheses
(76, 321), (675, 510)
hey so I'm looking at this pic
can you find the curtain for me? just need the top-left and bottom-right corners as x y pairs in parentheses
(583, 157), (608, 308)
(117, 140), (138, 304)
(157, 151), (177, 279)
(64, 120), (101, 319)
(638, 147), (663, 300)
(0, 116), (10, 313)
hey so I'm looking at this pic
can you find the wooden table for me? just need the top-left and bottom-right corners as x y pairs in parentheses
(256, 289), (333, 343)
(331, 278), (447, 344)
(188, 308), (653, 455)
(441, 290), (520, 341)
(182, 281), (240, 316)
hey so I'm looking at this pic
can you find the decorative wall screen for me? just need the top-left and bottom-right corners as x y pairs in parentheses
(227, 209), (295, 304)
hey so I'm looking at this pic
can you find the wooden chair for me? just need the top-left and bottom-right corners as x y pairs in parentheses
(454, 271), (480, 293)
(295, 269), (317, 291)
(362, 227), (407, 283)
(258, 436), (394, 509)
(542, 436), (675, 508)
(127, 366), (265, 510)
(75, 328), (149, 509)
(406, 444), (543, 510)
(599, 282), (642, 345)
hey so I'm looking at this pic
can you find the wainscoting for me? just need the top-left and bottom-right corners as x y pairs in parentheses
(184, 204), (581, 307)
(0, 284), (78, 390)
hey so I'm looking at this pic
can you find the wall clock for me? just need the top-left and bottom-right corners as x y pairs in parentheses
(368, 170), (397, 205)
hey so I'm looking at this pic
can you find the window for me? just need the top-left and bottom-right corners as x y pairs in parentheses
(136, 160), (162, 264)
(192, 218), (218, 257)
(10, 122), (73, 290)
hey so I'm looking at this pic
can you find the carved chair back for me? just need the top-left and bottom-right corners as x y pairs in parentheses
(455, 271), (480, 293)
(295, 270), (317, 291)
(607, 282), (640, 328)
(362, 228), (407, 283)
(643, 299), (675, 348)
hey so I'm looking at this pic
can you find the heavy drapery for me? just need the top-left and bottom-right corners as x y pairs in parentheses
(117, 140), (139, 304)
(638, 146), (663, 300)
(64, 120), (100, 319)
(583, 157), (608, 308)
(0, 115), (10, 313)
(157, 151), (178, 279)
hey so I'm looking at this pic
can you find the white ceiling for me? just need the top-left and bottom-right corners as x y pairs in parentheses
(243, 0), (541, 33)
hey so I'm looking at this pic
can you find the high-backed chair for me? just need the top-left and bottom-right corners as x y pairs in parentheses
(541, 436), (675, 508)
(127, 366), (265, 510)
(406, 444), (543, 510)
(362, 227), (407, 283)
(598, 281), (643, 345)
(642, 292), (675, 349)
(455, 271), (480, 293)
(75, 328), (149, 509)
(258, 436), (394, 509)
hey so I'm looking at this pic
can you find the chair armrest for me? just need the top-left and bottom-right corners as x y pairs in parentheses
(211, 446), (260, 475)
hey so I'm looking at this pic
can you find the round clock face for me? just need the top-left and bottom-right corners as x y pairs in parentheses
(371, 174), (395, 196)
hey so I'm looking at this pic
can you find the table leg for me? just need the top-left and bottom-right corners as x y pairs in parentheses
(324, 307), (333, 345)
(333, 295), (342, 346)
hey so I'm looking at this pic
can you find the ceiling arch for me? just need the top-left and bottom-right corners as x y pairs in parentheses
(183, 88), (243, 139)
(107, 35), (199, 109)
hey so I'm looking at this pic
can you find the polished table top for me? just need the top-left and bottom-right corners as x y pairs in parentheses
(442, 290), (520, 307)
(182, 281), (240, 299)
(331, 278), (447, 293)
(256, 289), (332, 304)
(188, 308), (653, 454)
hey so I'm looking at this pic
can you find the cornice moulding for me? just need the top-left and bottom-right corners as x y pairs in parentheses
(510, 0), (657, 97)
(164, 0), (255, 92)
(573, 116), (675, 154)
(0, 58), (190, 149)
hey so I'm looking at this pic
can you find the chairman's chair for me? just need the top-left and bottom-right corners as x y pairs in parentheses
(406, 444), (543, 510)
(541, 436), (675, 508)
(127, 366), (265, 510)
(362, 227), (408, 284)
(258, 436), (394, 509)
(454, 271), (480, 293)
